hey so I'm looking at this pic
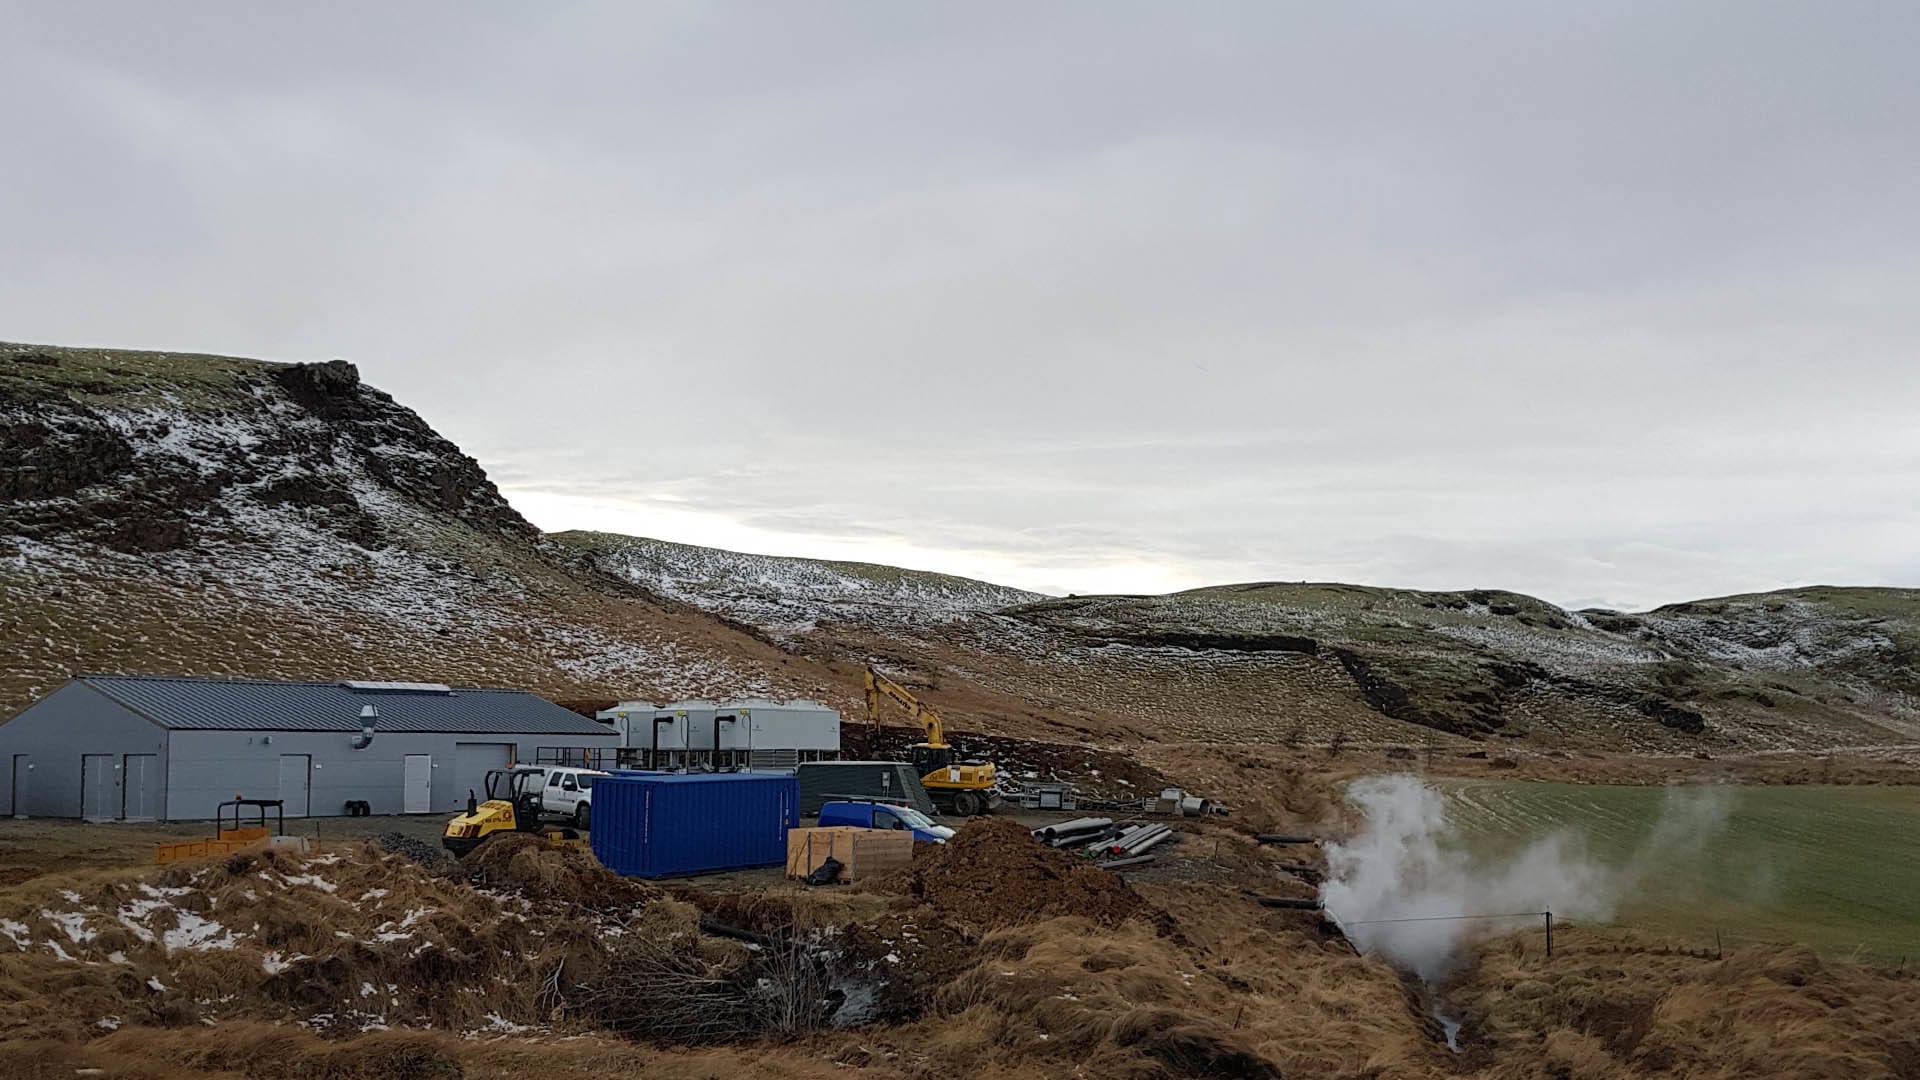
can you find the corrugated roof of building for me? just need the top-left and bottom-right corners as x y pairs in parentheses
(74, 674), (617, 736)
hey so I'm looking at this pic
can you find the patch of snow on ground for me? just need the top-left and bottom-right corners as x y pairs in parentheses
(281, 873), (338, 893)
(163, 912), (240, 951)
(1431, 623), (1662, 671)
(42, 909), (98, 944)
(472, 1012), (534, 1036)
(262, 952), (300, 975)
(371, 907), (431, 943)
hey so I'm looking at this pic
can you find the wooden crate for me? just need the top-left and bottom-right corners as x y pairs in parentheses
(785, 826), (914, 883)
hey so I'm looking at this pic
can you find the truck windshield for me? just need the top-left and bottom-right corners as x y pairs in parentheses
(890, 806), (936, 830)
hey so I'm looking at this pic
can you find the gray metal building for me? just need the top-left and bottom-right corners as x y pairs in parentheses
(0, 675), (618, 821)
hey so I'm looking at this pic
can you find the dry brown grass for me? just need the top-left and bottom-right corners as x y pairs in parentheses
(5, 817), (1917, 1079)
(0, 841), (696, 1039)
(0, 1024), (901, 1080)
(1452, 925), (1920, 1079)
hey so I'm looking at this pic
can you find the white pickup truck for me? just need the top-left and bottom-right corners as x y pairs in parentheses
(538, 766), (609, 829)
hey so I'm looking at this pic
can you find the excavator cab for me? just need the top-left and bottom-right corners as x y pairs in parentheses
(443, 767), (587, 857)
(866, 667), (1000, 816)
(910, 744), (955, 776)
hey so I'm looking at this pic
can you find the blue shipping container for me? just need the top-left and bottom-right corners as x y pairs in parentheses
(590, 772), (800, 878)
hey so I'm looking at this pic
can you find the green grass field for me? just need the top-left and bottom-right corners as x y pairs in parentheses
(1439, 781), (1920, 964)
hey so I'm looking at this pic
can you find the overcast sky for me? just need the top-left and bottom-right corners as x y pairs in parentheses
(5, 3), (1918, 608)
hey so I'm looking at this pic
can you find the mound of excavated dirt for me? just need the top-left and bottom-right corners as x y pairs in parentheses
(462, 834), (659, 911)
(883, 818), (1145, 930)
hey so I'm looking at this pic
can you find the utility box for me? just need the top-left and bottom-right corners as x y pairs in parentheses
(590, 772), (799, 878)
(597, 699), (840, 768)
(785, 826), (914, 883)
(796, 761), (938, 817)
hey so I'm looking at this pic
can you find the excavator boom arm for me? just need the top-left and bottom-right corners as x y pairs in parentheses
(863, 667), (947, 748)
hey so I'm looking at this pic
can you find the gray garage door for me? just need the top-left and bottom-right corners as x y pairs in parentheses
(451, 743), (512, 811)
(122, 754), (161, 821)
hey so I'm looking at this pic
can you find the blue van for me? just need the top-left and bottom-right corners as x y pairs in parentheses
(817, 800), (954, 843)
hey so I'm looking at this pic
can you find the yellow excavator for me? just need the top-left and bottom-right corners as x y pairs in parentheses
(442, 766), (590, 857)
(863, 666), (999, 816)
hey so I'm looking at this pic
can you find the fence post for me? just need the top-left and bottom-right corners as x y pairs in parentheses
(1544, 911), (1553, 959)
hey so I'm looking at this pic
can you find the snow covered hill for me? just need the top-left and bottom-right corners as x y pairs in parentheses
(4, 340), (1916, 756)
(556, 531), (1044, 636)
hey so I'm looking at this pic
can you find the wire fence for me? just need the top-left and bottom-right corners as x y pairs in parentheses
(1336, 911), (1914, 972)
(1583, 919), (1914, 973)
(1343, 911), (1556, 956)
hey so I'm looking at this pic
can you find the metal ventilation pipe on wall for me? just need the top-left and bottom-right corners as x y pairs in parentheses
(652, 715), (676, 769)
(713, 715), (735, 770)
(350, 705), (379, 750)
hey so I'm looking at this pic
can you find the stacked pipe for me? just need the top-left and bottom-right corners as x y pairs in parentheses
(1032, 817), (1121, 849)
(1103, 822), (1176, 857)
(1034, 817), (1113, 842)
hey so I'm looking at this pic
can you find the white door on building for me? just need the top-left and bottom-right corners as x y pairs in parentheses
(81, 754), (117, 821)
(403, 755), (433, 814)
(277, 755), (312, 817)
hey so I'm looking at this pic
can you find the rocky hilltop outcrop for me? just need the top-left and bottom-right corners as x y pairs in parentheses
(1, 347), (532, 557)
(0, 342), (810, 714)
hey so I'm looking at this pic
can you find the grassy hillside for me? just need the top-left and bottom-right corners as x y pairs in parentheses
(1, 341), (271, 410)
(682, 571), (1920, 753)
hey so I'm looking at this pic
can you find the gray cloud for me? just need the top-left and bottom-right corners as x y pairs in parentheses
(4, 2), (1918, 606)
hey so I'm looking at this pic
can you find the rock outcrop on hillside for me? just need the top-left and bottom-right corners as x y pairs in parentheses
(0, 342), (809, 713)
(0, 347), (532, 558)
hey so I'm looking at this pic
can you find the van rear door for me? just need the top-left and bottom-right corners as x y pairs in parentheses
(818, 802), (874, 828)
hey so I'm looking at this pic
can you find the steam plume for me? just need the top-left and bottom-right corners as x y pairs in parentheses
(1320, 775), (1733, 980)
